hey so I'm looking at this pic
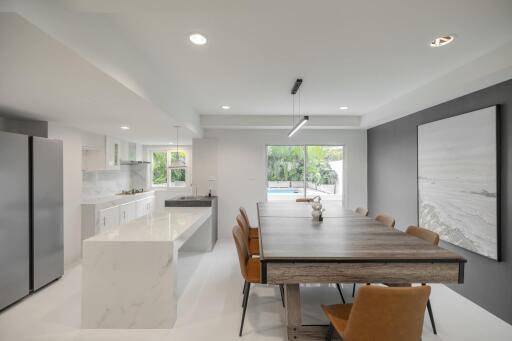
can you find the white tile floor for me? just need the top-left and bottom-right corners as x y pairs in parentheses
(1, 239), (511, 341)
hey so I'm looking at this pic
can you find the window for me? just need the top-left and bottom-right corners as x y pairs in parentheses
(151, 150), (188, 188)
(266, 145), (343, 202)
(169, 151), (187, 187)
(152, 151), (168, 187)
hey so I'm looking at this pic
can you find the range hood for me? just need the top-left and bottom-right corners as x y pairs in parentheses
(120, 160), (150, 165)
(120, 142), (148, 165)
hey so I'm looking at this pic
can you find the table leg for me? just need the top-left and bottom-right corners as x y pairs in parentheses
(284, 284), (331, 340)
(285, 284), (302, 327)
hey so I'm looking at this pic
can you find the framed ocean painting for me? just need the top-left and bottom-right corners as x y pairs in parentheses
(417, 106), (500, 261)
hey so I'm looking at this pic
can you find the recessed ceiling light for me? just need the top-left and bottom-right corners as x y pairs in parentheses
(168, 142), (174, 145)
(189, 33), (207, 45)
(120, 126), (130, 130)
(430, 35), (455, 47)
(221, 105), (231, 110)
(339, 106), (349, 110)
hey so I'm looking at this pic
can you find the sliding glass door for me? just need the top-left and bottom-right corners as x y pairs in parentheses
(266, 146), (305, 201)
(306, 145), (343, 201)
(266, 145), (343, 202)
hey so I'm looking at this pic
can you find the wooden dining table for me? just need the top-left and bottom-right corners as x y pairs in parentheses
(256, 201), (466, 341)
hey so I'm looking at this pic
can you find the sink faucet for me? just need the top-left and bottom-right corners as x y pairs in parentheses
(191, 183), (198, 198)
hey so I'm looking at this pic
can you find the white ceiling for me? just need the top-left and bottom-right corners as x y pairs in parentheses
(1, 0), (512, 142)
(0, 13), (194, 144)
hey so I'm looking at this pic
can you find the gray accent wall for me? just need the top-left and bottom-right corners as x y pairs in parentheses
(368, 79), (512, 324)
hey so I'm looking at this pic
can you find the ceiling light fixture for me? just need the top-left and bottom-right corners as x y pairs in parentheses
(221, 105), (231, 110)
(288, 78), (309, 138)
(430, 35), (455, 47)
(120, 126), (130, 130)
(339, 106), (349, 110)
(189, 33), (207, 45)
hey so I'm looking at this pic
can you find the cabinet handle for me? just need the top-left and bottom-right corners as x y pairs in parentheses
(103, 217), (106, 226)
(123, 211), (126, 219)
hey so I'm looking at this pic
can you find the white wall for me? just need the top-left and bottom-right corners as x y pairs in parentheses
(195, 129), (367, 239)
(192, 138), (218, 196)
(47, 123), (82, 267)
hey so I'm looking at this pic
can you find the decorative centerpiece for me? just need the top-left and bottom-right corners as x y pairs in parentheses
(311, 196), (324, 221)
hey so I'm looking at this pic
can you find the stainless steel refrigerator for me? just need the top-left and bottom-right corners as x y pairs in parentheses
(0, 131), (63, 311)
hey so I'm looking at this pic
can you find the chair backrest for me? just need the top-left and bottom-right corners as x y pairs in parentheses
(296, 198), (313, 203)
(375, 213), (396, 228)
(236, 214), (250, 237)
(354, 207), (369, 216)
(239, 207), (252, 228)
(344, 285), (431, 341)
(406, 225), (440, 246)
(232, 225), (250, 280)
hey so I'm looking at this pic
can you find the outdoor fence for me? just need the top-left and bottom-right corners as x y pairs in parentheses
(267, 181), (336, 194)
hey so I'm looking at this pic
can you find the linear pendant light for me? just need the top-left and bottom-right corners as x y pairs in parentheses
(170, 125), (186, 168)
(288, 115), (309, 137)
(288, 78), (308, 138)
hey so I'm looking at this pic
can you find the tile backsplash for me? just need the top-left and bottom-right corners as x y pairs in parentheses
(82, 164), (148, 200)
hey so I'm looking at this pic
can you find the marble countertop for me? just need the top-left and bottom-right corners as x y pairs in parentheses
(84, 207), (212, 242)
(82, 190), (155, 207)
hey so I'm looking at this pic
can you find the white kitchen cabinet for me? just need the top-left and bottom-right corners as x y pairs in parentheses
(105, 137), (121, 170)
(82, 135), (122, 171)
(82, 192), (156, 244)
(124, 142), (143, 161)
(120, 141), (130, 161)
(136, 197), (155, 218)
(98, 206), (119, 233)
(82, 132), (105, 150)
(136, 143), (143, 160)
(119, 201), (137, 224)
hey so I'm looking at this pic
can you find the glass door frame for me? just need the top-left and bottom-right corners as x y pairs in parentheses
(264, 144), (346, 205)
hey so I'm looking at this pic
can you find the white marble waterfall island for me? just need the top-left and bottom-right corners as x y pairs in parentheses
(81, 207), (213, 329)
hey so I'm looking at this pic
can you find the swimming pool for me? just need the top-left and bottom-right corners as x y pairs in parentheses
(267, 188), (301, 194)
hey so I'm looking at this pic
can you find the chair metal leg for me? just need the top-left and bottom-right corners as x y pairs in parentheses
(239, 283), (251, 337)
(335, 283), (346, 304)
(279, 284), (285, 308)
(242, 281), (246, 294)
(326, 322), (334, 341)
(352, 283), (356, 297)
(427, 299), (437, 335)
(242, 281), (248, 307)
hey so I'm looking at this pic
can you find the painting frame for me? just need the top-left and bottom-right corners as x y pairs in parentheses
(416, 105), (501, 261)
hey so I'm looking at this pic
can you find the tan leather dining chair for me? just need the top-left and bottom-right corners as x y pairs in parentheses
(352, 212), (396, 297)
(239, 207), (259, 239)
(354, 207), (369, 216)
(296, 198), (313, 203)
(322, 285), (431, 341)
(350, 207), (369, 296)
(375, 213), (396, 228)
(407, 225), (440, 245)
(236, 215), (260, 256)
(387, 225), (439, 334)
(232, 225), (284, 336)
